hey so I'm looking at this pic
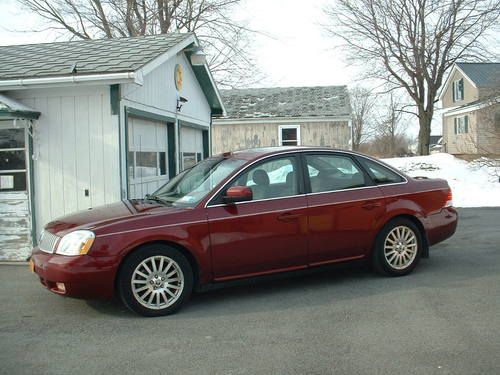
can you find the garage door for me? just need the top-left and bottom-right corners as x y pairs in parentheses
(180, 126), (204, 171)
(127, 117), (170, 199)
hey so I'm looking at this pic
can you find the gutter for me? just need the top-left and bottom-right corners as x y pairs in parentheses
(0, 72), (140, 90)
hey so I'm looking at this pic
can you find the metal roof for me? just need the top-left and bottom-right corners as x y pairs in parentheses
(219, 86), (350, 119)
(456, 62), (500, 87)
(0, 93), (40, 119)
(0, 33), (190, 80)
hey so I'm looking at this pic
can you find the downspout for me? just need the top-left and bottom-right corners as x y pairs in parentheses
(27, 120), (37, 252)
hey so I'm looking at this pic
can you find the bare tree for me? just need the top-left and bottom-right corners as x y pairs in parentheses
(369, 92), (410, 157)
(16, 0), (261, 87)
(376, 92), (407, 156)
(349, 86), (376, 150)
(325, 0), (500, 155)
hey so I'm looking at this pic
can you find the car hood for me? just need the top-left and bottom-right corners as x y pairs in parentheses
(45, 200), (187, 236)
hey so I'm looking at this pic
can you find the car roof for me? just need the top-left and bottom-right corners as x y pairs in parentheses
(215, 146), (365, 161)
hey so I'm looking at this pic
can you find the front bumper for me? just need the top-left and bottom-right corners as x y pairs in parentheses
(31, 248), (118, 299)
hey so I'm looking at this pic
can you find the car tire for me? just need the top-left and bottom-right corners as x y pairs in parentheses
(372, 218), (422, 276)
(117, 244), (194, 317)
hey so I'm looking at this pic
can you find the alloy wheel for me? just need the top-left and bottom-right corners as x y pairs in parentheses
(131, 255), (185, 310)
(383, 226), (418, 270)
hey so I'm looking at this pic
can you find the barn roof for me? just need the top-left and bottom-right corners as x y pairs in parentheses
(219, 86), (350, 120)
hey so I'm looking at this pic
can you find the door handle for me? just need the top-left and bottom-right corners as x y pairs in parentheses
(277, 212), (301, 222)
(361, 201), (382, 210)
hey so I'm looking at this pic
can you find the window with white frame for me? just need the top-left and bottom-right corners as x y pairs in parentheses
(279, 125), (300, 146)
(452, 78), (464, 102)
(454, 115), (469, 134)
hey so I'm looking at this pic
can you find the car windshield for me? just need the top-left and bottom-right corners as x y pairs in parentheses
(149, 157), (246, 207)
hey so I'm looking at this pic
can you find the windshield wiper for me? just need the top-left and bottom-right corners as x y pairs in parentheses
(144, 194), (172, 206)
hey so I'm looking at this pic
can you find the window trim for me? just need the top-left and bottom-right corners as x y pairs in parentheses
(301, 152), (375, 194)
(452, 78), (464, 102)
(454, 115), (469, 134)
(278, 125), (301, 146)
(207, 154), (304, 206)
(356, 156), (405, 185)
(204, 149), (408, 208)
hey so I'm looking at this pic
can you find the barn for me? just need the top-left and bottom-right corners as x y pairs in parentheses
(212, 86), (351, 154)
(0, 33), (224, 261)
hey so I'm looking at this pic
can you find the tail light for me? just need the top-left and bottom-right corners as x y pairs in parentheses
(444, 189), (453, 207)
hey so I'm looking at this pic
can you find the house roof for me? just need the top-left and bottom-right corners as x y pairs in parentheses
(456, 62), (500, 88)
(219, 86), (350, 120)
(0, 93), (40, 119)
(0, 33), (190, 80)
(0, 33), (224, 115)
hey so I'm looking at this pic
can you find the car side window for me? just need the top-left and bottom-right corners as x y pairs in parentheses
(306, 154), (366, 193)
(230, 157), (299, 200)
(358, 157), (404, 184)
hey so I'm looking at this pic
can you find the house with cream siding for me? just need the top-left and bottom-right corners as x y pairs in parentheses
(212, 86), (351, 154)
(439, 62), (500, 156)
(0, 33), (223, 261)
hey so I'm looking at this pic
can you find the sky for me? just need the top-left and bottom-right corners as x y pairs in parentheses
(0, 0), (357, 87)
(0, 0), (458, 136)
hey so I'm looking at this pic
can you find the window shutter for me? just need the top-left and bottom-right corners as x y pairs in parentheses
(464, 115), (469, 133)
(454, 118), (458, 134)
(452, 81), (456, 102)
(459, 79), (464, 100)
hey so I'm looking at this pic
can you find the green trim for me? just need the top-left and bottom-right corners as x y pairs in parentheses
(202, 130), (209, 159)
(0, 110), (40, 120)
(126, 107), (175, 123)
(110, 85), (120, 115)
(178, 119), (209, 131)
(184, 49), (224, 116)
(167, 123), (176, 179)
(124, 108), (130, 198)
(27, 122), (37, 246)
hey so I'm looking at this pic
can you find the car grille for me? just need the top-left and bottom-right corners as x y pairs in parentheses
(39, 231), (60, 254)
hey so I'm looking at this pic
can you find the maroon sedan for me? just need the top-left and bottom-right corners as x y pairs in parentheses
(31, 147), (457, 316)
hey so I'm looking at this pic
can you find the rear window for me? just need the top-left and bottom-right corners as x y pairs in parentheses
(358, 157), (404, 185)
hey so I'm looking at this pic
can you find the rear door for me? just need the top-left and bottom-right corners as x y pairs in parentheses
(206, 155), (309, 280)
(303, 152), (386, 265)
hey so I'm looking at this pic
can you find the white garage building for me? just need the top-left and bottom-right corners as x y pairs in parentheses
(0, 33), (224, 261)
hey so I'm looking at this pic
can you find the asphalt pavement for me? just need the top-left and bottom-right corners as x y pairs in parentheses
(1, 207), (499, 375)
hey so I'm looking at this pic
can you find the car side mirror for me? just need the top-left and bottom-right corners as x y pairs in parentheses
(223, 186), (253, 204)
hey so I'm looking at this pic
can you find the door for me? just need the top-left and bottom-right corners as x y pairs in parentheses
(303, 153), (385, 265)
(0, 121), (33, 261)
(206, 155), (308, 280)
(127, 116), (169, 199)
(180, 125), (205, 171)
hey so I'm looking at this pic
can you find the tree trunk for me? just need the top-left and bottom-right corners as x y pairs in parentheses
(417, 114), (431, 155)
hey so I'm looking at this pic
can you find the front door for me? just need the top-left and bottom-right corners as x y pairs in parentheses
(206, 155), (308, 280)
(0, 121), (33, 261)
(303, 152), (386, 265)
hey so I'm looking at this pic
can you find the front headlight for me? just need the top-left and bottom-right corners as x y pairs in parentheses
(55, 230), (95, 256)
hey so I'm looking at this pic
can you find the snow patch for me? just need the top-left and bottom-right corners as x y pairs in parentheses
(383, 153), (500, 208)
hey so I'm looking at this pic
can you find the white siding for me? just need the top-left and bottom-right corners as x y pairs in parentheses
(9, 86), (121, 233)
(121, 53), (211, 125)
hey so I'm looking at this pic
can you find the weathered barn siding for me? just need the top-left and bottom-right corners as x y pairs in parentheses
(0, 192), (31, 260)
(212, 120), (350, 154)
(8, 85), (121, 235)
